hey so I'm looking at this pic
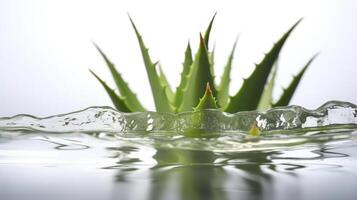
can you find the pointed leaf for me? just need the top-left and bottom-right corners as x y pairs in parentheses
(217, 38), (238, 106)
(257, 58), (278, 110)
(203, 13), (217, 81)
(224, 19), (301, 113)
(129, 16), (174, 113)
(185, 83), (219, 137)
(203, 13), (217, 50)
(94, 44), (146, 112)
(174, 42), (193, 108)
(273, 54), (317, 107)
(209, 44), (216, 81)
(158, 64), (174, 102)
(90, 70), (132, 112)
(194, 83), (218, 111)
(179, 34), (217, 112)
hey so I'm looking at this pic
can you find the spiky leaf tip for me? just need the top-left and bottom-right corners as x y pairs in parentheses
(204, 13), (217, 81)
(174, 42), (193, 108)
(90, 70), (132, 112)
(194, 83), (218, 111)
(128, 15), (174, 113)
(203, 12), (217, 49)
(217, 37), (238, 106)
(224, 19), (302, 113)
(179, 34), (217, 112)
(93, 43), (146, 112)
(273, 53), (318, 107)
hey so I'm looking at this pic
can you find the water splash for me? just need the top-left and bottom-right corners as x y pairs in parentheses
(1, 102), (357, 200)
(0, 101), (356, 134)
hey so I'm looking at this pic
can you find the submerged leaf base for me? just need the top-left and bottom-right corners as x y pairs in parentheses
(0, 101), (356, 136)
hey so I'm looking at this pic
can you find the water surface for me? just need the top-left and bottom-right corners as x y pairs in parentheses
(1, 101), (357, 200)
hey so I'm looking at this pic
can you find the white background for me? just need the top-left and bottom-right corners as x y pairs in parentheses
(0, 0), (356, 116)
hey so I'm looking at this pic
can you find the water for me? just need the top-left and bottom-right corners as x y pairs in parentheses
(1, 101), (357, 200)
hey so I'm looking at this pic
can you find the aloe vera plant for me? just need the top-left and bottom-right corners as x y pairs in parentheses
(91, 15), (317, 113)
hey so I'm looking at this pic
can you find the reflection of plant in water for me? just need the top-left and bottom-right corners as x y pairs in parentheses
(108, 139), (352, 200)
(110, 146), (280, 200)
(91, 14), (317, 114)
(150, 148), (227, 200)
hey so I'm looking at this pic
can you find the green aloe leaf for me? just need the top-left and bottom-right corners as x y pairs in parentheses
(224, 19), (301, 113)
(257, 58), (278, 111)
(203, 13), (217, 49)
(194, 83), (218, 111)
(208, 44), (216, 83)
(129, 16), (174, 113)
(179, 34), (217, 112)
(204, 13), (217, 80)
(273, 54), (318, 107)
(93, 43), (146, 112)
(90, 70), (132, 112)
(157, 63), (175, 102)
(217, 38), (238, 107)
(174, 42), (193, 108)
(186, 83), (218, 137)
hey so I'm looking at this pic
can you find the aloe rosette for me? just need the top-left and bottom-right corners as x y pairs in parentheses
(90, 14), (317, 114)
